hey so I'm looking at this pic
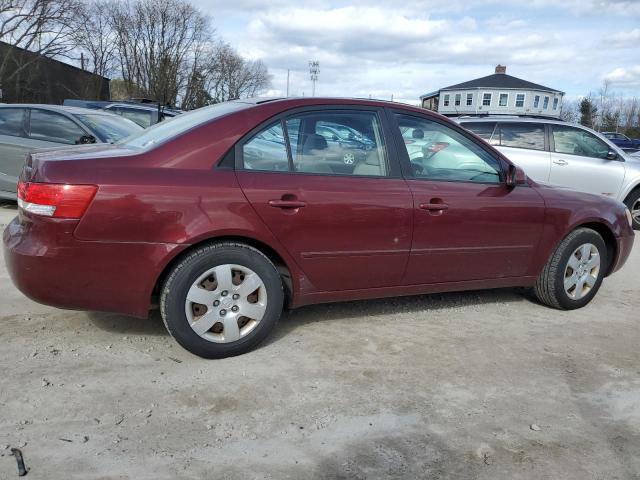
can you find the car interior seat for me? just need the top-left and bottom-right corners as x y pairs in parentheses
(297, 134), (333, 173)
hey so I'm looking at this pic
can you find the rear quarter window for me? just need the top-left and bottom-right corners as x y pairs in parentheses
(460, 122), (497, 143)
(497, 123), (545, 151)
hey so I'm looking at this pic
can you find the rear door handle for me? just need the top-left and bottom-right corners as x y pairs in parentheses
(419, 202), (449, 211)
(553, 159), (568, 166)
(268, 199), (307, 209)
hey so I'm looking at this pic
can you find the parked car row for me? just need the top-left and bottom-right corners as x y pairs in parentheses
(3, 98), (635, 358)
(62, 99), (181, 128)
(0, 104), (143, 199)
(454, 117), (640, 230)
(602, 131), (640, 150)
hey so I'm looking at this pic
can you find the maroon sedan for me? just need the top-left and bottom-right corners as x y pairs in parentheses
(3, 98), (635, 358)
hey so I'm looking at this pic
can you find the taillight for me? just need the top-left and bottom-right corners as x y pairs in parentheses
(17, 181), (97, 219)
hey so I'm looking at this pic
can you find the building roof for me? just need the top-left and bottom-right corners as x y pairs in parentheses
(440, 73), (562, 94)
(0, 40), (110, 81)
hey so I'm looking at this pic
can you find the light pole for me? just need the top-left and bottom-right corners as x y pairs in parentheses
(309, 61), (319, 97)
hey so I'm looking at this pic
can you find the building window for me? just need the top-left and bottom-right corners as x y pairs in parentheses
(543, 96), (549, 109)
(533, 95), (540, 108)
(466, 93), (473, 106)
(443, 94), (450, 107)
(515, 93), (525, 108)
(499, 93), (508, 107)
(482, 93), (492, 106)
(553, 98), (559, 110)
(455, 93), (461, 106)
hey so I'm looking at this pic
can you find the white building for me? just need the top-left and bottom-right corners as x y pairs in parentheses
(420, 65), (564, 118)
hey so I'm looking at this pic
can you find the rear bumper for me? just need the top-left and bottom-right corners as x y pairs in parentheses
(3, 214), (185, 318)
(610, 232), (634, 275)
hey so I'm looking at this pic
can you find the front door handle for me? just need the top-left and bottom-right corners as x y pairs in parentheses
(268, 199), (307, 209)
(419, 202), (449, 211)
(553, 159), (568, 166)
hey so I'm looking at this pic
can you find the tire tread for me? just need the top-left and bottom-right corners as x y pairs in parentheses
(533, 228), (600, 310)
(159, 241), (281, 357)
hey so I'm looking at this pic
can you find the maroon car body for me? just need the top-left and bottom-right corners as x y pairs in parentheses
(3, 97), (635, 338)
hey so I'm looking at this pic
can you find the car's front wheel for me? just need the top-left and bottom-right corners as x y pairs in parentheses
(533, 228), (607, 310)
(160, 242), (284, 358)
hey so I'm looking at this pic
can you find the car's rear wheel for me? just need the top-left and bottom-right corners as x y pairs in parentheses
(533, 228), (607, 310)
(160, 242), (284, 358)
(624, 189), (640, 230)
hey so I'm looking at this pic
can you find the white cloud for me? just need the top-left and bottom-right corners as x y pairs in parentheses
(610, 28), (640, 47)
(605, 66), (640, 87)
(194, 1), (640, 101)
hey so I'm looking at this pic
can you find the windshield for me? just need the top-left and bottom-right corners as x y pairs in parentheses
(74, 113), (143, 143)
(119, 101), (250, 149)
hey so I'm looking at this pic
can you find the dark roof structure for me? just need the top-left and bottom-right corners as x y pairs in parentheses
(0, 41), (110, 104)
(440, 73), (562, 94)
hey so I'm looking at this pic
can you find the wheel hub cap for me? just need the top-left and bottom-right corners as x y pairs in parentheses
(563, 243), (600, 300)
(184, 264), (267, 343)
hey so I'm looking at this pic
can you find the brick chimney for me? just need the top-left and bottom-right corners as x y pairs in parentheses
(495, 64), (506, 74)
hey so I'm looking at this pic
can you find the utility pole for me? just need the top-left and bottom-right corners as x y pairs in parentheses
(309, 61), (319, 97)
(286, 69), (290, 97)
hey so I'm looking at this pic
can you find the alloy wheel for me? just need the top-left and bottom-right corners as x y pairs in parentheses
(184, 264), (267, 343)
(343, 152), (355, 165)
(632, 199), (640, 224)
(563, 243), (600, 300)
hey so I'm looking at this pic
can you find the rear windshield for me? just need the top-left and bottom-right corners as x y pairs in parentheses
(74, 113), (143, 143)
(119, 101), (250, 149)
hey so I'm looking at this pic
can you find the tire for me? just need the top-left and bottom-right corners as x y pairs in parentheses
(533, 228), (607, 310)
(160, 242), (284, 358)
(624, 188), (640, 230)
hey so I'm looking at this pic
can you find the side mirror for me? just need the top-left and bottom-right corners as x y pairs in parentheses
(606, 150), (618, 160)
(506, 164), (526, 188)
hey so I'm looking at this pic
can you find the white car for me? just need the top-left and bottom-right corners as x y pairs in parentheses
(457, 117), (640, 229)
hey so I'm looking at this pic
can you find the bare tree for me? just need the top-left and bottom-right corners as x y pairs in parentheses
(206, 42), (271, 105)
(71, 0), (118, 97)
(180, 41), (271, 109)
(73, 0), (117, 77)
(0, 0), (80, 83)
(110, 0), (211, 105)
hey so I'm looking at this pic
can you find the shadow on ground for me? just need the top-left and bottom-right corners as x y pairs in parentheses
(87, 287), (531, 345)
(86, 310), (168, 336)
(266, 287), (529, 346)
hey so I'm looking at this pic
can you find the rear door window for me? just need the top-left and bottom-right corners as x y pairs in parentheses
(242, 121), (289, 172)
(285, 111), (388, 176)
(497, 123), (545, 151)
(0, 108), (25, 137)
(240, 110), (389, 177)
(28, 109), (86, 144)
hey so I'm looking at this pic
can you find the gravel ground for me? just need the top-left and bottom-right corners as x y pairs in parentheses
(1, 200), (639, 479)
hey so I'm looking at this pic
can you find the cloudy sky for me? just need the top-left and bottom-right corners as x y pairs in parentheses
(194, 0), (639, 104)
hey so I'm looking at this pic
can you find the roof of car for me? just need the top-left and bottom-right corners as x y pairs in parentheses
(455, 116), (567, 125)
(0, 104), (114, 115)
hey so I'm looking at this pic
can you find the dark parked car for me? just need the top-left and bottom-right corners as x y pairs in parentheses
(0, 104), (142, 199)
(4, 98), (635, 358)
(63, 99), (181, 128)
(603, 132), (640, 150)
